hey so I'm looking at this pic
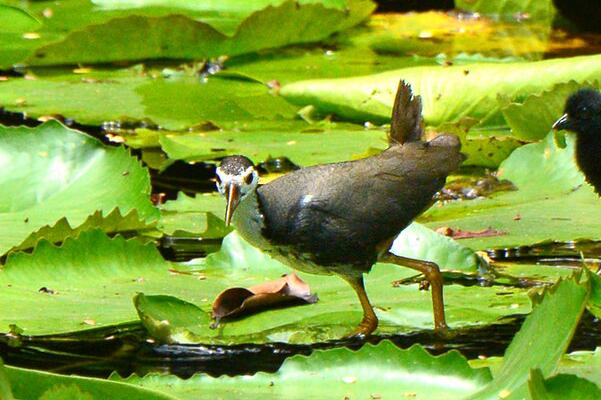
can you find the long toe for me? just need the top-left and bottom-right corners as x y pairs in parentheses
(344, 318), (378, 340)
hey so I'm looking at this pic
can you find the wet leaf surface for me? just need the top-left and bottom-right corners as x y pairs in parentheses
(0, 121), (157, 255)
(113, 340), (492, 399)
(421, 132), (601, 249)
(1, 360), (174, 400)
(0, 0), (374, 67)
(280, 54), (601, 128)
(467, 275), (589, 400)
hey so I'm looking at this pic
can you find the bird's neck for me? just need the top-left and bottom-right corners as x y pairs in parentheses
(231, 188), (269, 248)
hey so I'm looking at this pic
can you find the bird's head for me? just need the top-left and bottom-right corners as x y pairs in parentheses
(215, 155), (259, 226)
(553, 88), (601, 135)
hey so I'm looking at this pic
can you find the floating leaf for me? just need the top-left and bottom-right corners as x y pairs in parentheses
(421, 132), (601, 249)
(467, 275), (589, 400)
(1, 361), (174, 400)
(455, 0), (556, 20)
(0, 70), (298, 131)
(0, 0), (374, 67)
(158, 121), (388, 166)
(157, 192), (229, 238)
(501, 80), (599, 141)
(528, 369), (601, 400)
(280, 54), (601, 128)
(0, 121), (158, 255)
(114, 340), (492, 399)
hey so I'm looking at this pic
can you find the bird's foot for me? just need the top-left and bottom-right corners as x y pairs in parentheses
(434, 322), (454, 340)
(343, 319), (377, 341)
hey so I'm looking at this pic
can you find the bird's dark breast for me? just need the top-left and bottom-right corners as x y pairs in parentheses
(576, 135), (601, 194)
(255, 141), (463, 270)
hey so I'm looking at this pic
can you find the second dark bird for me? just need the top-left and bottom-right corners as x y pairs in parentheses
(553, 88), (601, 195)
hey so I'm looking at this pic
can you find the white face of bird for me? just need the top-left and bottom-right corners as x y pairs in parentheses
(215, 156), (259, 226)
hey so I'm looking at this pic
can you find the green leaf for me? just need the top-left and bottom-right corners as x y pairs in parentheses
(557, 348), (601, 388)
(280, 54), (601, 128)
(157, 192), (229, 238)
(114, 340), (492, 399)
(422, 132), (601, 249)
(0, 228), (529, 342)
(501, 81), (598, 141)
(0, 69), (298, 131)
(466, 275), (589, 400)
(0, 4), (40, 33)
(0, 121), (158, 255)
(587, 272), (601, 319)
(0, 0), (374, 67)
(0, 230), (174, 335)
(134, 230), (527, 344)
(134, 293), (211, 344)
(455, 0), (556, 20)
(158, 121), (388, 167)
(2, 363), (175, 400)
(0, 360), (14, 400)
(528, 369), (601, 400)
(391, 222), (482, 273)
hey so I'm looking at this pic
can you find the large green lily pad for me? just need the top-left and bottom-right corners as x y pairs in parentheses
(0, 0), (374, 67)
(114, 340), (492, 399)
(0, 227), (528, 343)
(421, 132), (601, 250)
(0, 69), (297, 131)
(0, 360), (174, 400)
(280, 53), (601, 128)
(0, 121), (158, 255)
(158, 121), (388, 167)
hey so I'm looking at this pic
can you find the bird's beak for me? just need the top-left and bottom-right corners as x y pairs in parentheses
(224, 183), (241, 227)
(552, 113), (571, 131)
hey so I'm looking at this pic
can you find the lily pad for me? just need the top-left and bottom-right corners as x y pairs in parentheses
(501, 80), (599, 141)
(158, 121), (388, 167)
(455, 0), (556, 20)
(114, 340), (492, 399)
(421, 132), (601, 250)
(135, 228), (528, 344)
(0, 224), (528, 343)
(0, 121), (158, 255)
(157, 192), (229, 238)
(0, 69), (298, 131)
(467, 275), (589, 400)
(557, 347), (601, 388)
(279, 53), (601, 128)
(528, 369), (601, 400)
(0, 0), (374, 67)
(0, 360), (174, 400)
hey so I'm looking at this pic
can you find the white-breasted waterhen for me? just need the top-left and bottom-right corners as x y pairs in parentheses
(215, 80), (465, 338)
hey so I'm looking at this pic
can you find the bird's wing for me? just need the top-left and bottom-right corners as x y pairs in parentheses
(257, 140), (463, 266)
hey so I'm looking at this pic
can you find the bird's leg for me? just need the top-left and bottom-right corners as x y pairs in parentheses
(380, 252), (449, 334)
(342, 274), (378, 339)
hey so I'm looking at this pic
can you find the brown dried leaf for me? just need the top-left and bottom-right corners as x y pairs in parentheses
(211, 273), (318, 324)
(435, 226), (506, 239)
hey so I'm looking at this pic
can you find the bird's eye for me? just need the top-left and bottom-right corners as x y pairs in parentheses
(244, 173), (254, 185)
(579, 106), (591, 117)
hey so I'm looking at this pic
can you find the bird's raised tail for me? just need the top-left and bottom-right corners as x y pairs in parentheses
(388, 80), (424, 145)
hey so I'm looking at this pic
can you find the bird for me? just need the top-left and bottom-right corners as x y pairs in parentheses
(553, 88), (601, 195)
(214, 80), (465, 338)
